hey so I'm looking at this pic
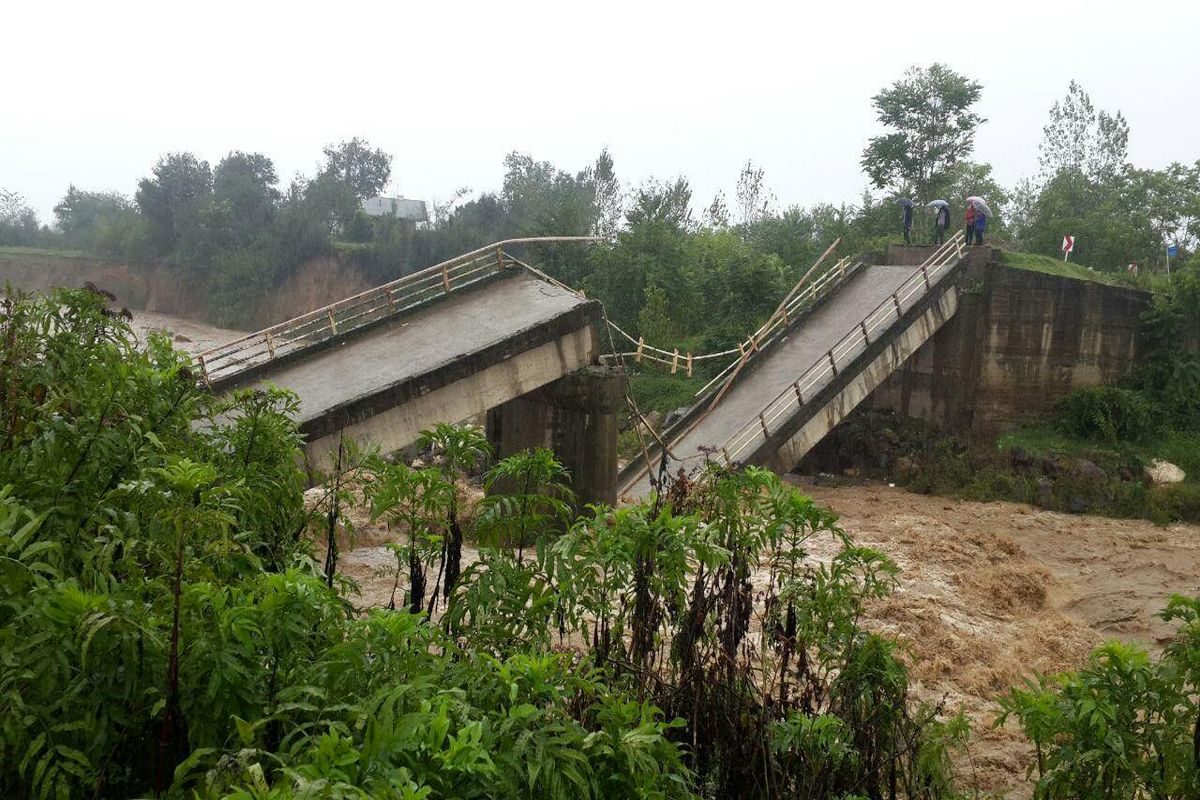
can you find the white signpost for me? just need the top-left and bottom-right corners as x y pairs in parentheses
(1062, 234), (1075, 261)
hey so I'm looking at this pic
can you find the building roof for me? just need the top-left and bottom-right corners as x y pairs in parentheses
(362, 196), (427, 221)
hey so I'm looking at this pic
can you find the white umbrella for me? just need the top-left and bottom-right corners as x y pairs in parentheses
(966, 196), (993, 217)
(926, 199), (949, 209)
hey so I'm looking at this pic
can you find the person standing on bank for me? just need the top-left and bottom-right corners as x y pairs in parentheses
(897, 198), (914, 244)
(964, 204), (976, 245)
(931, 202), (949, 244)
(973, 207), (987, 246)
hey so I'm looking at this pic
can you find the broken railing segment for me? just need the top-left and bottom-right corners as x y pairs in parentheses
(717, 231), (967, 464)
(196, 236), (603, 385)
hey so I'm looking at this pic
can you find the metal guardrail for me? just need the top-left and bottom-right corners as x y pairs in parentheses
(615, 256), (865, 492)
(195, 237), (601, 385)
(691, 257), (864, 398)
(600, 256), (863, 381)
(715, 231), (967, 465)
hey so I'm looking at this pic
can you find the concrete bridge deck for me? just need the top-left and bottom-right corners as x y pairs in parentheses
(214, 269), (603, 473)
(620, 236), (968, 499)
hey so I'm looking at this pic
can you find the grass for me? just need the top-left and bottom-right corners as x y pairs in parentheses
(0, 245), (88, 258)
(997, 421), (1200, 484)
(628, 370), (701, 417)
(1001, 250), (1131, 287)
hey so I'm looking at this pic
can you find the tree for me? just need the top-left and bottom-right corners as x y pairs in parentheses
(625, 177), (693, 229)
(587, 148), (623, 239)
(735, 160), (775, 226)
(861, 64), (985, 198)
(0, 189), (41, 246)
(319, 137), (392, 202)
(212, 151), (280, 246)
(134, 152), (213, 257)
(52, 186), (132, 246)
(1038, 80), (1129, 185)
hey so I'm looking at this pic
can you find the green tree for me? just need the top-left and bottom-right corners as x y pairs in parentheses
(0, 189), (42, 247)
(1037, 79), (1129, 185)
(212, 151), (280, 247)
(861, 63), (985, 198)
(134, 152), (213, 258)
(52, 186), (132, 248)
(319, 137), (392, 202)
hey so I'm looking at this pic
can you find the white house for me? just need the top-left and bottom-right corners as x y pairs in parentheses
(361, 196), (428, 222)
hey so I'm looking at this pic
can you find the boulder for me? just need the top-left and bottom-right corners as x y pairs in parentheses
(1073, 458), (1107, 482)
(1040, 455), (1065, 477)
(1010, 445), (1033, 469)
(1145, 459), (1186, 485)
(1068, 495), (1089, 514)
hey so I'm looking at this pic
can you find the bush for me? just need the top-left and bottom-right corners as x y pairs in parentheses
(1054, 386), (1157, 443)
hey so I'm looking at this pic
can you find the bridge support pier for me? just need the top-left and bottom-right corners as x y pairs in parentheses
(486, 365), (624, 507)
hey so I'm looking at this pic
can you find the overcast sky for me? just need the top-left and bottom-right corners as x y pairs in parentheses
(5, 0), (1197, 223)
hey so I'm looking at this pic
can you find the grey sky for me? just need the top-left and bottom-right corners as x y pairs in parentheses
(5, 0), (1197, 223)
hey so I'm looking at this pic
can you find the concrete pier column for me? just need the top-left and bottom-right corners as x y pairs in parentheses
(486, 365), (625, 507)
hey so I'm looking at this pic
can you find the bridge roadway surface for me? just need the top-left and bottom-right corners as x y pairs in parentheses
(228, 271), (591, 431)
(625, 264), (917, 497)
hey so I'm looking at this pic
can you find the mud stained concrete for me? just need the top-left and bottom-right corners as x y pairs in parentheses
(792, 481), (1200, 798)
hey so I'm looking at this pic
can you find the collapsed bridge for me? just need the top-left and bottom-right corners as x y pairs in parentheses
(197, 234), (969, 505)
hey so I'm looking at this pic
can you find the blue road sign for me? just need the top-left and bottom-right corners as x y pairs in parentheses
(1168, 244), (1179, 257)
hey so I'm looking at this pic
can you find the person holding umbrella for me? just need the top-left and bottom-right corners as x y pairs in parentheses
(966, 196), (993, 247)
(963, 203), (976, 245)
(897, 198), (914, 244)
(927, 200), (950, 245)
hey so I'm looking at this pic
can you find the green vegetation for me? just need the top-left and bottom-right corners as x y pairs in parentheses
(0, 288), (973, 799)
(998, 596), (1200, 798)
(0, 246), (88, 259)
(1001, 250), (1130, 287)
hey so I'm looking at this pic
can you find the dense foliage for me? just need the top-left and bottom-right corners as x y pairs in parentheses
(0, 289), (970, 798)
(998, 596), (1200, 798)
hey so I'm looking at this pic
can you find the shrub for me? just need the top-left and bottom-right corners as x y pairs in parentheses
(1054, 386), (1157, 443)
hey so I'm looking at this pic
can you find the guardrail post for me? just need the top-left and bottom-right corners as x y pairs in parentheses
(860, 320), (870, 344)
(827, 350), (838, 375)
(670, 349), (680, 375)
(921, 266), (931, 290)
(794, 382), (804, 405)
(892, 293), (902, 315)
(327, 309), (338, 334)
(759, 413), (770, 438)
(721, 447), (732, 466)
(386, 287), (395, 311)
(686, 353), (693, 377)
(636, 337), (644, 364)
(264, 330), (276, 358)
(441, 265), (451, 293)
(496, 247), (504, 271)
(198, 354), (211, 387)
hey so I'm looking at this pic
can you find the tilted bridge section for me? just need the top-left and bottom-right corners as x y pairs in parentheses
(618, 232), (968, 499)
(197, 238), (622, 501)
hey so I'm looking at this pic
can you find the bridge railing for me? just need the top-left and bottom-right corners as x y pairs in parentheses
(195, 236), (601, 385)
(715, 230), (967, 465)
(691, 256), (863, 397)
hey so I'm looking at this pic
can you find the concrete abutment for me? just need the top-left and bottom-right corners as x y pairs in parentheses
(486, 365), (625, 507)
